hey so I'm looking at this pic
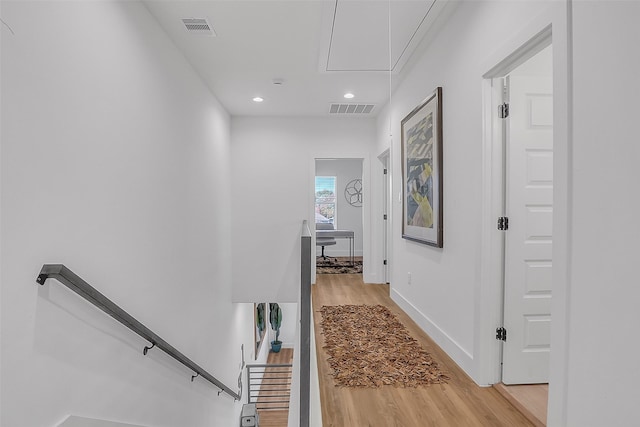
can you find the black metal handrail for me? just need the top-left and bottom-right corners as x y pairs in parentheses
(36, 264), (241, 401)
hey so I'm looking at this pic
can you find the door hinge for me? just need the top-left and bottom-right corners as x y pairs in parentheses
(383, 168), (388, 175)
(383, 214), (388, 220)
(496, 327), (507, 341)
(497, 216), (509, 231)
(383, 260), (387, 265)
(498, 102), (509, 119)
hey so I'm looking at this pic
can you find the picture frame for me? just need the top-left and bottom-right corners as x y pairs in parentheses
(254, 302), (266, 359)
(401, 87), (443, 247)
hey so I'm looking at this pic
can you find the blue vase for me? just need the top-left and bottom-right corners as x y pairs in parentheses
(271, 341), (282, 353)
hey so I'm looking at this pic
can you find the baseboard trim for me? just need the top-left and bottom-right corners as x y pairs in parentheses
(391, 287), (475, 378)
(57, 416), (146, 427)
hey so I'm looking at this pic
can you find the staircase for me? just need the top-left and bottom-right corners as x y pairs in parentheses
(247, 348), (293, 427)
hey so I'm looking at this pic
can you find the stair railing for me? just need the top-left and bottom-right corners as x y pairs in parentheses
(246, 363), (293, 410)
(36, 264), (241, 401)
(300, 220), (312, 427)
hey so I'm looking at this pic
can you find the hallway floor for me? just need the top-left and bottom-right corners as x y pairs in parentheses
(494, 383), (548, 427)
(312, 273), (535, 427)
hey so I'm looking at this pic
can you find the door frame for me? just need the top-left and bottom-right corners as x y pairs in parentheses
(311, 157), (367, 282)
(476, 25), (554, 385)
(473, 6), (571, 425)
(378, 149), (391, 284)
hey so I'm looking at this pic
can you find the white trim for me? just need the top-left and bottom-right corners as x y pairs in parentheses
(483, 26), (552, 78)
(377, 148), (391, 284)
(308, 301), (323, 427)
(546, 3), (572, 425)
(391, 287), (475, 376)
(311, 154), (375, 284)
(376, 148), (390, 162)
(475, 5), (572, 426)
(476, 76), (507, 386)
(57, 416), (147, 427)
(476, 5), (567, 392)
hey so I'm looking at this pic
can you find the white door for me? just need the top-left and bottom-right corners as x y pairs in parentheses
(502, 68), (553, 384)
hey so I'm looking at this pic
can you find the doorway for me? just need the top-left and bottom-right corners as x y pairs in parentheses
(500, 45), (553, 386)
(314, 158), (364, 276)
(484, 33), (553, 426)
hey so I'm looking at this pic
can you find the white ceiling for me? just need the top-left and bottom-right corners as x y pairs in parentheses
(143, 0), (450, 117)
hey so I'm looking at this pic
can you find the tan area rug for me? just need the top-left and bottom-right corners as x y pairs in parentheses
(319, 304), (449, 388)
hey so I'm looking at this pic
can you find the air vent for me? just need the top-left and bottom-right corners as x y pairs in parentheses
(329, 103), (375, 115)
(182, 18), (216, 36)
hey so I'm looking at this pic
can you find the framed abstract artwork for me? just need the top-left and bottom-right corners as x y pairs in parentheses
(401, 87), (443, 247)
(254, 302), (266, 359)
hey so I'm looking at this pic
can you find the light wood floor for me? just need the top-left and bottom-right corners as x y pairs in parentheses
(258, 409), (288, 427)
(313, 274), (535, 427)
(494, 383), (548, 427)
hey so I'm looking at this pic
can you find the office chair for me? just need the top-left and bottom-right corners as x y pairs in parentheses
(316, 222), (337, 261)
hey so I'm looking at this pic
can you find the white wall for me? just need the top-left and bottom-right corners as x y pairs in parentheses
(263, 302), (297, 349)
(276, 303), (298, 348)
(230, 116), (378, 303)
(6, 2), (638, 426)
(379, 1), (640, 425)
(377, 0), (564, 379)
(0, 2), (252, 426)
(558, 2), (640, 426)
(315, 158), (364, 256)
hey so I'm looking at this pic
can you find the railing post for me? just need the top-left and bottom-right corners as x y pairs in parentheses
(300, 220), (312, 427)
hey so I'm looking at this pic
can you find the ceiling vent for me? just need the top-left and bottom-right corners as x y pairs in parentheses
(329, 103), (375, 115)
(182, 18), (216, 36)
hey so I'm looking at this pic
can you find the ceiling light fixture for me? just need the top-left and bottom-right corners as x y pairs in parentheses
(253, 97), (264, 103)
(344, 92), (355, 99)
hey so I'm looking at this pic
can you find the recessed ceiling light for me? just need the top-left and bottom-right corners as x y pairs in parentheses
(253, 97), (264, 103)
(344, 92), (355, 99)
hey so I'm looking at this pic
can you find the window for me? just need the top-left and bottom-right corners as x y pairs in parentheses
(315, 176), (336, 225)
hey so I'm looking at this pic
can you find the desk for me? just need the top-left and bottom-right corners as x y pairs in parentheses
(316, 229), (355, 265)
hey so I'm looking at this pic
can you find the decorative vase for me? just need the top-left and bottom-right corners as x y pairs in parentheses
(271, 341), (282, 353)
